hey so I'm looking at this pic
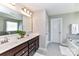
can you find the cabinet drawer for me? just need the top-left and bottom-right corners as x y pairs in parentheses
(0, 50), (14, 56)
(22, 51), (28, 56)
(36, 40), (39, 49)
(12, 42), (28, 55)
(29, 48), (36, 56)
(0, 42), (28, 56)
(29, 43), (35, 49)
(35, 36), (39, 40)
(15, 47), (28, 56)
(29, 39), (36, 44)
(29, 46), (36, 53)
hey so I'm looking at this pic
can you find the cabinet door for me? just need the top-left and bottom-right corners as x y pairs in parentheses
(35, 36), (39, 50)
(0, 50), (14, 56)
(36, 39), (39, 50)
(22, 51), (28, 56)
(15, 47), (28, 56)
(29, 38), (36, 45)
(28, 36), (39, 56)
(13, 42), (28, 55)
(29, 45), (36, 53)
(29, 48), (36, 56)
(0, 42), (28, 56)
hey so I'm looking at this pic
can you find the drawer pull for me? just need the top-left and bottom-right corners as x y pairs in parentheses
(22, 51), (25, 54)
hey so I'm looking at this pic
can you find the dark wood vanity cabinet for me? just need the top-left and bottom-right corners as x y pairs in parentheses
(0, 36), (39, 56)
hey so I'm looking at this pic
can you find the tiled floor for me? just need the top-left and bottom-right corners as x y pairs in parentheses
(34, 53), (45, 56)
(35, 42), (73, 56)
(46, 43), (62, 56)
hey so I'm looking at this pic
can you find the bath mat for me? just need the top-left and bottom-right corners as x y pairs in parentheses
(59, 46), (73, 56)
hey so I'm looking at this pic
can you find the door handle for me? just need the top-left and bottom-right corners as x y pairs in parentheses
(59, 32), (61, 34)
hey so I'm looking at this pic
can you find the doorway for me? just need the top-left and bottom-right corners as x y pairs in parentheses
(50, 18), (62, 43)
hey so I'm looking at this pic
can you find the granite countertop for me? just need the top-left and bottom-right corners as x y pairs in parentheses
(0, 33), (39, 54)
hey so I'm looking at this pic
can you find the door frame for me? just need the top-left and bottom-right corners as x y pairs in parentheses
(50, 18), (63, 44)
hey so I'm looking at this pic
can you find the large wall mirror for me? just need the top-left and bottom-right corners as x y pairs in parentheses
(0, 4), (33, 36)
(0, 5), (23, 35)
(0, 16), (23, 35)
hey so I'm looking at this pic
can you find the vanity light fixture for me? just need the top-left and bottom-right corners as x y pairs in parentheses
(21, 7), (32, 17)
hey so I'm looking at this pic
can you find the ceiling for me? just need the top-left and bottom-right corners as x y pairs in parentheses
(17, 3), (79, 16)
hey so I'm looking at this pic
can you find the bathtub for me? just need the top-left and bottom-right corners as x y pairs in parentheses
(68, 39), (79, 56)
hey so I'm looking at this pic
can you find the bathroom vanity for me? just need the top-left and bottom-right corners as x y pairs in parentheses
(0, 4), (39, 56)
(0, 33), (39, 56)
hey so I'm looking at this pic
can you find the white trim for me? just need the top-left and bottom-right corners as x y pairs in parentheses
(59, 18), (63, 44)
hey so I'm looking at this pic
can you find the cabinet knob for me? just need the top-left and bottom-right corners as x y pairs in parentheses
(22, 51), (25, 54)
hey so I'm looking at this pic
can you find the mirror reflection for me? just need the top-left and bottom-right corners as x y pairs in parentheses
(0, 12), (23, 35)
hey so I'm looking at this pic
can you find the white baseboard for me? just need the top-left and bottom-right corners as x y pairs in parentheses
(38, 47), (47, 52)
(46, 41), (50, 44)
(48, 41), (60, 44)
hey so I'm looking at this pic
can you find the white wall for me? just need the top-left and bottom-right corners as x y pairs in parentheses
(23, 16), (32, 34)
(50, 12), (79, 43)
(33, 10), (49, 50)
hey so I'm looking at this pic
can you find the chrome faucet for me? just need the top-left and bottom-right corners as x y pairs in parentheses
(1, 37), (8, 44)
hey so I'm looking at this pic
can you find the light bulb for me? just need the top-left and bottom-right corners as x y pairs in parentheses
(24, 8), (27, 12)
(9, 3), (16, 6)
(27, 10), (30, 14)
(30, 12), (32, 15)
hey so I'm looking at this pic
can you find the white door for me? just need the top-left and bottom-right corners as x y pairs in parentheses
(50, 18), (62, 43)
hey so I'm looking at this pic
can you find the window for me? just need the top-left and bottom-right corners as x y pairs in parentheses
(71, 24), (78, 34)
(6, 21), (18, 31)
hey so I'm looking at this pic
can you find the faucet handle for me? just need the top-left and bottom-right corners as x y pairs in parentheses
(1, 37), (9, 44)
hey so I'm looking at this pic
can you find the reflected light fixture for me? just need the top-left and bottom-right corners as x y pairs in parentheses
(30, 12), (32, 15)
(9, 3), (16, 6)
